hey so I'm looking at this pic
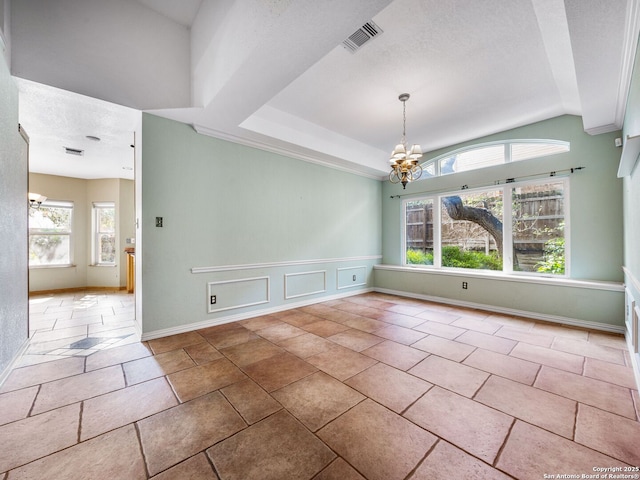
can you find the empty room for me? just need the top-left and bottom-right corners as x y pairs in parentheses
(1, 1), (639, 479)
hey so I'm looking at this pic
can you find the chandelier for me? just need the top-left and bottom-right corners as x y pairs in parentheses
(28, 192), (47, 208)
(389, 93), (422, 189)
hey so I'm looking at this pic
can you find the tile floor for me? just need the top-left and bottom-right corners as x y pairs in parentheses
(1, 290), (639, 479)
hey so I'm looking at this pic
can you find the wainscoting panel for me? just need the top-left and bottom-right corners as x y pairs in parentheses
(284, 270), (326, 300)
(337, 266), (367, 290)
(207, 276), (270, 314)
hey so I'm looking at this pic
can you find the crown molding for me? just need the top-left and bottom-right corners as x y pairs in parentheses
(192, 123), (384, 181)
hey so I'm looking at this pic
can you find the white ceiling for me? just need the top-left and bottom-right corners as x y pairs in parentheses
(17, 78), (139, 180)
(10, 0), (640, 180)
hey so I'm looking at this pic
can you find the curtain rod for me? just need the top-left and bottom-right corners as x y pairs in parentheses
(389, 166), (585, 199)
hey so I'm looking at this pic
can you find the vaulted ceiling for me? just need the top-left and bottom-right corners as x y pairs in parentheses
(10, 0), (639, 180)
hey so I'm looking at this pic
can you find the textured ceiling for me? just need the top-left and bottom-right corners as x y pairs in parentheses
(17, 79), (139, 180)
(10, 0), (640, 180)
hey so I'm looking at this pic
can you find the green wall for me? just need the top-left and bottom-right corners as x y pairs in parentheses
(140, 113), (382, 335)
(379, 115), (625, 328)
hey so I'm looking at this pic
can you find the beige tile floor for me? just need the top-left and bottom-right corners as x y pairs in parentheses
(1, 290), (639, 479)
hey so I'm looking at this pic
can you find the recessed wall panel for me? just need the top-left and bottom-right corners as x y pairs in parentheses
(337, 266), (367, 290)
(207, 276), (270, 314)
(284, 270), (326, 300)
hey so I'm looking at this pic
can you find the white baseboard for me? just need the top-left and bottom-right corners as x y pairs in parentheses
(374, 287), (626, 334)
(625, 332), (640, 392)
(140, 287), (373, 341)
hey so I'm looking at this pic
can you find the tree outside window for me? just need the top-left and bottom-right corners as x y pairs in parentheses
(29, 201), (73, 266)
(441, 189), (503, 271)
(403, 179), (567, 275)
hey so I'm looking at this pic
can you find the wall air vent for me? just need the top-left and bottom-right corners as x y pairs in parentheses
(64, 147), (84, 156)
(342, 21), (383, 53)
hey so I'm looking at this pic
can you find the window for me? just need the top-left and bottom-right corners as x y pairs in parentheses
(440, 145), (505, 175)
(405, 199), (434, 265)
(441, 189), (503, 271)
(29, 200), (73, 267)
(403, 178), (568, 276)
(93, 202), (116, 265)
(422, 140), (570, 178)
(512, 181), (566, 274)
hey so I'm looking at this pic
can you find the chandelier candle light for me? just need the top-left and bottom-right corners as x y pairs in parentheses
(28, 192), (47, 208)
(389, 93), (423, 189)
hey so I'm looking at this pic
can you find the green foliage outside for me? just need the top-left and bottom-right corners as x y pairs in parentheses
(535, 222), (565, 274)
(406, 246), (502, 270)
(442, 246), (502, 270)
(536, 237), (565, 274)
(406, 249), (434, 265)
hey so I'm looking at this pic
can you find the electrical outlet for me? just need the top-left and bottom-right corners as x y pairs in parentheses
(210, 295), (217, 305)
(155, 217), (163, 228)
(462, 281), (468, 290)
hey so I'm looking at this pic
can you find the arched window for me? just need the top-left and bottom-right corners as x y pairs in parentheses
(420, 140), (570, 178)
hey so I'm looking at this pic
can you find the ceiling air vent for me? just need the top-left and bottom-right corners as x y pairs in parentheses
(342, 21), (382, 53)
(64, 147), (84, 156)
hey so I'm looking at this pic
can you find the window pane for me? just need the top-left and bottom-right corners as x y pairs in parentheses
(95, 204), (116, 265)
(512, 181), (565, 274)
(28, 202), (73, 266)
(97, 207), (115, 233)
(441, 190), (503, 270)
(99, 233), (116, 263)
(439, 145), (504, 175)
(511, 142), (569, 162)
(29, 205), (72, 233)
(405, 199), (434, 265)
(29, 234), (70, 265)
(421, 162), (435, 177)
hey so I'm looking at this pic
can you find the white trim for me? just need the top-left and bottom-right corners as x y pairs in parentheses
(618, 134), (640, 177)
(625, 334), (640, 393)
(625, 302), (640, 391)
(207, 276), (270, 314)
(284, 270), (327, 300)
(623, 266), (640, 294)
(375, 264), (624, 292)
(0, 338), (30, 388)
(192, 124), (383, 181)
(374, 287), (625, 334)
(192, 255), (381, 274)
(615, 0), (640, 131)
(584, 123), (621, 136)
(141, 287), (373, 341)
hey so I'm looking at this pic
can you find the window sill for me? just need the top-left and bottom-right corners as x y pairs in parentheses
(29, 264), (76, 269)
(89, 264), (117, 267)
(374, 264), (623, 292)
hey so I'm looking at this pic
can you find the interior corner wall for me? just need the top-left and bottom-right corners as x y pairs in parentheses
(139, 113), (382, 336)
(378, 115), (625, 328)
(0, 51), (28, 379)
